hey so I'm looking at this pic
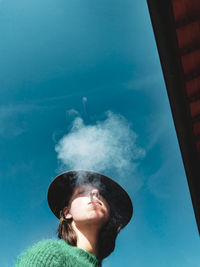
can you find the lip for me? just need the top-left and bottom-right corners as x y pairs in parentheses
(88, 201), (102, 206)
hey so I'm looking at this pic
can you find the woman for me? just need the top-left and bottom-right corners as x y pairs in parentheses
(15, 170), (133, 266)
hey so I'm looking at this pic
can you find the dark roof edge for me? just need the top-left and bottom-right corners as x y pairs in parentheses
(147, 0), (200, 235)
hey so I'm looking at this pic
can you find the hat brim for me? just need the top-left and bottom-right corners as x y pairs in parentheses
(47, 170), (133, 228)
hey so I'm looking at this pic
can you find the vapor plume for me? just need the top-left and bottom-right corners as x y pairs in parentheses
(55, 111), (145, 184)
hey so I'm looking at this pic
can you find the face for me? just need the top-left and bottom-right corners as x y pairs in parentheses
(64, 184), (110, 228)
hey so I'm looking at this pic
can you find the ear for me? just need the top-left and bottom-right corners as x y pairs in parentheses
(63, 206), (73, 219)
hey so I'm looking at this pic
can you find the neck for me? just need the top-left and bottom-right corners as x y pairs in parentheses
(72, 221), (100, 256)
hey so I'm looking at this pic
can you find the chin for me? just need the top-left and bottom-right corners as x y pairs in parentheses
(88, 213), (109, 225)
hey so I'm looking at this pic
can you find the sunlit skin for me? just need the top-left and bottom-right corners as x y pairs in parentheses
(63, 184), (110, 256)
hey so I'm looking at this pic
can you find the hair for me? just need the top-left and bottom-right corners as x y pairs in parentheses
(57, 209), (122, 260)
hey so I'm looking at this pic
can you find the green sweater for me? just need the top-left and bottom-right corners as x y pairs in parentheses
(15, 239), (102, 267)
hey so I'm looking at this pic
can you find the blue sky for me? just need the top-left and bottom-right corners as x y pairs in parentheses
(0, 0), (199, 266)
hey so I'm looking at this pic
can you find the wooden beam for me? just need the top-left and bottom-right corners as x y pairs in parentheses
(175, 16), (200, 29)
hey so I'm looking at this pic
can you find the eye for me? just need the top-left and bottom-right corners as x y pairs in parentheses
(77, 189), (85, 195)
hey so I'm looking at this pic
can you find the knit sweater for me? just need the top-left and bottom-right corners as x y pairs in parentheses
(15, 239), (102, 267)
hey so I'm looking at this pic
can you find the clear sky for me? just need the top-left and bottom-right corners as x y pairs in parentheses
(0, 0), (200, 266)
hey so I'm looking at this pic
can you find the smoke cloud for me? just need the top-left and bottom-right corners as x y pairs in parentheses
(55, 111), (145, 185)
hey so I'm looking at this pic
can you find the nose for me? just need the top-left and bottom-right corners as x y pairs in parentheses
(89, 189), (100, 199)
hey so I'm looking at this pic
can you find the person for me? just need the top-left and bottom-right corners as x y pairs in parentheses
(15, 170), (133, 266)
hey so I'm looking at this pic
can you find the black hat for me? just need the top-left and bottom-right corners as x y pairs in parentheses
(47, 170), (133, 228)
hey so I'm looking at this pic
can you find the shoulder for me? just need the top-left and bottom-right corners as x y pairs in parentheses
(15, 239), (69, 267)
